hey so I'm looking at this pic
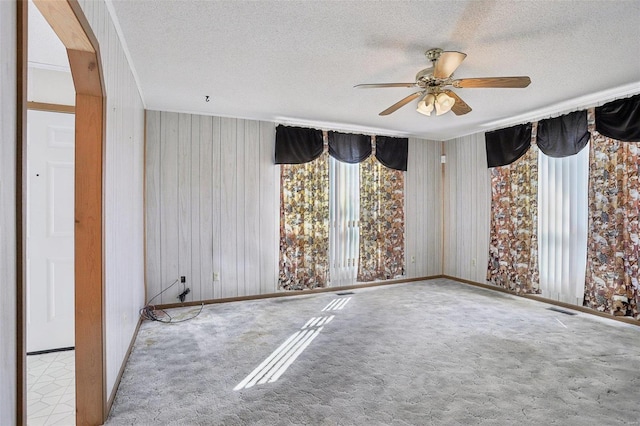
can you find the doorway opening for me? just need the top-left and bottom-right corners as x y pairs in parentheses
(26, 107), (76, 424)
(20, 0), (106, 424)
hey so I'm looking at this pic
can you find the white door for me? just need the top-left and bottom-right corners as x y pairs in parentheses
(26, 109), (75, 353)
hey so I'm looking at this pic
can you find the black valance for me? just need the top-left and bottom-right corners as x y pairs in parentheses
(595, 94), (640, 142)
(328, 131), (372, 164)
(485, 123), (532, 168)
(375, 136), (408, 171)
(275, 125), (324, 164)
(537, 110), (589, 158)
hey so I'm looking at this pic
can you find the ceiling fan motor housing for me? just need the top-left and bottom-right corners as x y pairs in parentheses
(425, 48), (443, 62)
(415, 67), (450, 92)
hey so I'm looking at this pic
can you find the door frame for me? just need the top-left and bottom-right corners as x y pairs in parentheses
(18, 0), (106, 424)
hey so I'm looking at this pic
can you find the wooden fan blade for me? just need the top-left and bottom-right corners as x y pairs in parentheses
(433, 51), (467, 79)
(379, 92), (422, 116)
(443, 90), (472, 115)
(454, 76), (531, 88)
(354, 83), (416, 88)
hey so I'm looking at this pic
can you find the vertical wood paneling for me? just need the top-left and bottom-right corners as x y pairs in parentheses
(159, 112), (179, 303)
(405, 138), (442, 277)
(78, 0), (146, 400)
(446, 138), (460, 277)
(259, 121), (279, 294)
(132, 77), (144, 306)
(146, 113), (279, 301)
(405, 142), (417, 277)
(190, 115), (202, 300)
(417, 143), (427, 273)
(236, 121), (246, 296)
(211, 116), (222, 299)
(178, 114), (191, 301)
(458, 141), (471, 277)
(198, 116), (214, 300)
(0, 1), (18, 423)
(220, 118), (238, 298)
(479, 136), (491, 281)
(244, 121), (261, 296)
(443, 133), (491, 283)
(102, 5), (116, 401)
(146, 111), (161, 299)
(429, 141), (441, 273)
(444, 139), (457, 276)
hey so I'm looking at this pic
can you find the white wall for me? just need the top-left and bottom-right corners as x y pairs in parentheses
(27, 67), (74, 105)
(0, 1), (18, 423)
(145, 115), (443, 303)
(443, 133), (492, 283)
(77, 0), (146, 400)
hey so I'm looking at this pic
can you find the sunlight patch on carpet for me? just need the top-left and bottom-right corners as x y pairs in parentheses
(322, 297), (351, 311)
(234, 316), (333, 390)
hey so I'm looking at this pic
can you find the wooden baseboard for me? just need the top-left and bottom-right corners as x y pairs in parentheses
(147, 274), (639, 326)
(154, 275), (444, 310)
(106, 316), (143, 415)
(443, 275), (640, 327)
(442, 275), (514, 295)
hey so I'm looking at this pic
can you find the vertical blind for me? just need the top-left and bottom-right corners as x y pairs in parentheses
(329, 156), (359, 286)
(537, 144), (589, 304)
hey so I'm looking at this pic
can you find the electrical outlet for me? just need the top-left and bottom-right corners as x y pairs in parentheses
(213, 272), (220, 281)
(180, 276), (186, 283)
(411, 256), (416, 264)
(472, 258), (477, 266)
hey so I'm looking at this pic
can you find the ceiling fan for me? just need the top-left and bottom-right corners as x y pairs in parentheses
(355, 48), (531, 117)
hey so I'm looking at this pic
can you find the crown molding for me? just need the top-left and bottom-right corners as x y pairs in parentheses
(479, 82), (640, 134)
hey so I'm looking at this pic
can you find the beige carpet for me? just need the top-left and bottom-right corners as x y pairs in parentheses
(106, 278), (640, 425)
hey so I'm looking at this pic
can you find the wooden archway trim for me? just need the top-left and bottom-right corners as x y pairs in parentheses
(31, 0), (106, 424)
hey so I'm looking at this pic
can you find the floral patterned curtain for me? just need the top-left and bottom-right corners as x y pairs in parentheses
(357, 155), (405, 282)
(584, 123), (640, 318)
(487, 143), (540, 294)
(279, 153), (330, 290)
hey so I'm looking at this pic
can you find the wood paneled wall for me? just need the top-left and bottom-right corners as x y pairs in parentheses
(0, 1), (18, 423)
(443, 133), (492, 283)
(146, 116), (442, 302)
(77, 0), (146, 400)
(145, 111), (279, 303)
(405, 138), (443, 277)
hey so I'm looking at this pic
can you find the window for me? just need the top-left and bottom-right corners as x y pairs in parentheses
(276, 127), (407, 290)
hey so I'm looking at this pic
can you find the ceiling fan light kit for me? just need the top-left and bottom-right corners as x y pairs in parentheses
(355, 48), (531, 117)
(416, 92), (455, 116)
(416, 93), (435, 116)
(435, 92), (455, 115)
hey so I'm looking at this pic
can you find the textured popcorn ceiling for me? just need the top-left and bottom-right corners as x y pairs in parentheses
(108, 0), (640, 140)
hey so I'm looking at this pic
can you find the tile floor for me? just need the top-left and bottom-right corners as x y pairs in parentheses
(27, 350), (75, 426)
